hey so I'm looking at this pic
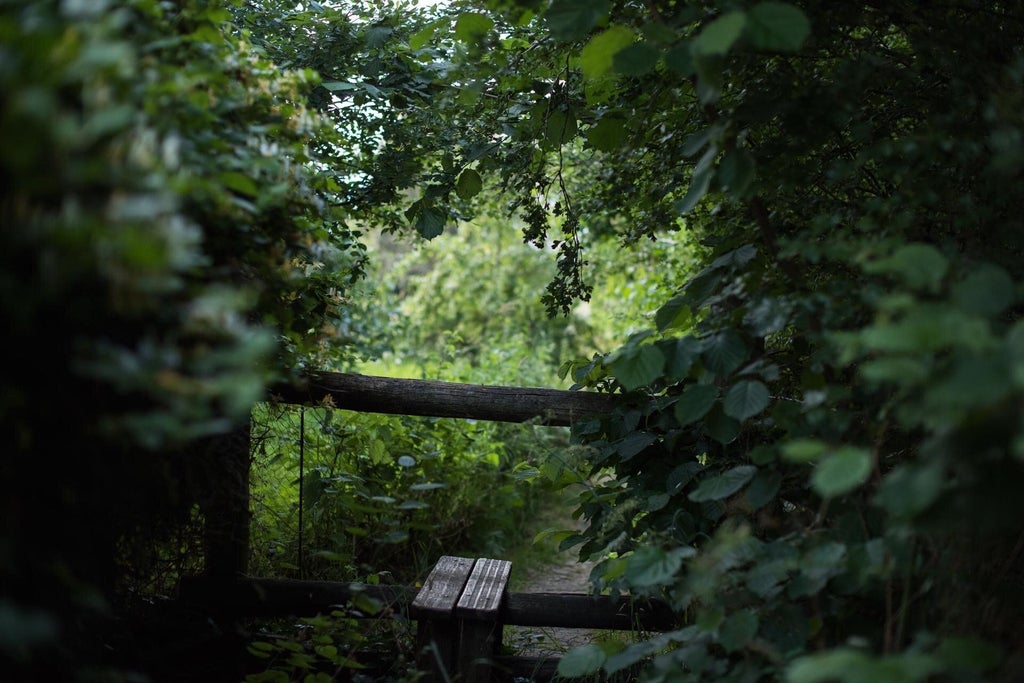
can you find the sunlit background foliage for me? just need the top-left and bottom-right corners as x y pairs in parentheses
(3, 0), (1024, 681)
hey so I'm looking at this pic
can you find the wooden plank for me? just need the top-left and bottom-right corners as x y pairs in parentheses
(411, 555), (475, 616)
(457, 558), (512, 618)
(503, 592), (677, 632)
(270, 372), (615, 426)
(411, 556), (476, 682)
(457, 558), (512, 683)
(177, 576), (413, 617)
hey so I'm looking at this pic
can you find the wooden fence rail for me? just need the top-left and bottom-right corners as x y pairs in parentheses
(179, 556), (676, 683)
(270, 372), (617, 427)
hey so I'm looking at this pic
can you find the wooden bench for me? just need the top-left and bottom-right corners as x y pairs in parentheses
(411, 555), (512, 683)
(179, 556), (676, 682)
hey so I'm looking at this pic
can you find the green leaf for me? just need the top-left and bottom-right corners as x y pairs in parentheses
(781, 438), (828, 463)
(609, 344), (665, 391)
(689, 465), (756, 502)
(693, 12), (746, 56)
(705, 403), (741, 443)
(811, 447), (872, 498)
(409, 21), (441, 50)
(557, 644), (606, 678)
(655, 295), (690, 332)
(787, 648), (871, 683)
(544, 109), (578, 147)
(952, 264), (1015, 317)
(719, 610), (759, 652)
(455, 169), (483, 200)
(745, 2), (811, 52)
(664, 43), (694, 76)
(219, 171), (259, 198)
(723, 380), (770, 420)
(454, 12), (494, 42)
(585, 117), (628, 151)
(674, 384), (718, 425)
(675, 146), (718, 214)
(718, 148), (756, 197)
(626, 545), (695, 586)
(664, 336), (702, 381)
(612, 42), (660, 77)
(546, 0), (612, 42)
(404, 200), (446, 239)
(745, 469), (782, 508)
(580, 25), (635, 81)
(702, 330), (748, 375)
(667, 461), (703, 494)
(864, 243), (949, 292)
(874, 461), (944, 520)
(615, 431), (658, 460)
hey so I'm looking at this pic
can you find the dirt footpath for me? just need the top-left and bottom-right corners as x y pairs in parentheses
(505, 515), (599, 659)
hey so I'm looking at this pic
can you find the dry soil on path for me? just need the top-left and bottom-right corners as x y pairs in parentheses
(505, 507), (599, 660)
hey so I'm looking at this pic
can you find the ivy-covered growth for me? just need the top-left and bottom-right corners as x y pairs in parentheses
(420, 1), (1024, 682)
(0, 0), (362, 676)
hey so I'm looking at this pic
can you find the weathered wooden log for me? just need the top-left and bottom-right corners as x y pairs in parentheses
(503, 592), (677, 632)
(270, 372), (616, 426)
(178, 576), (415, 618)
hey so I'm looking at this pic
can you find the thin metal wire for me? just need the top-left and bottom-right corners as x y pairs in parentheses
(298, 406), (305, 579)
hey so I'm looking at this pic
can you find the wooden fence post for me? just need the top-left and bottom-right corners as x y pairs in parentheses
(456, 558), (512, 683)
(201, 421), (252, 578)
(411, 556), (476, 680)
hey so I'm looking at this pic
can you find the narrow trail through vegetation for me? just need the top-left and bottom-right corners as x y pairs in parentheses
(506, 497), (600, 660)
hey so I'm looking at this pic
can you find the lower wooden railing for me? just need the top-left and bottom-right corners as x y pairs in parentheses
(179, 555), (676, 682)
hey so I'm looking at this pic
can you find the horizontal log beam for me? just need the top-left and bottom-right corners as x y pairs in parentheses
(270, 372), (615, 426)
(502, 592), (677, 632)
(178, 578), (677, 632)
(177, 576), (414, 618)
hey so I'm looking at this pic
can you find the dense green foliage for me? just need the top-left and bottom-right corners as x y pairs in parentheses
(0, 0), (365, 678)
(5, 0), (1024, 681)
(383, 1), (1024, 682)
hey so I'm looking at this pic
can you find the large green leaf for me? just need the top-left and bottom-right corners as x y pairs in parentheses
(781, 438), (828, 463)
(609, 344), (665, 391)
(546, 0), (612, 42)
(811, 447), (872, 498)
(723, 380), (770, 420)
(693, 12), (746, 56)
(455, 169), (482, 200)
(454, 13), (494, 43)
(625, 545), (695, 586)
(719, 610), (759, 652)
(705, 404), (741, 443)
(702, 330), (748, 375)
(874, 461), (944, 520)
(675, 147), (717, 214)
(585, 117), (628, 151)
(689, 465), (756, 502)
(952, 263), (1015, 317)
(718, 147), (756, 197)
(580, 25), (635, 81)
(745, 2), (811, 52)
(613, 42), (660, 77)
(864, 243), (949, 292)
(674, 383), (718, 425)
(557, 644), (606, 678)
(404, 199), (446, 239)
(664, 336), (702, 381)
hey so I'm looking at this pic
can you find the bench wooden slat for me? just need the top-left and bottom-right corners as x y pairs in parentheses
(412, 555), (477, 681)
(457, 558), (512, 683)
(457, 557), (512, 618)
(411, 555), (476, 617)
